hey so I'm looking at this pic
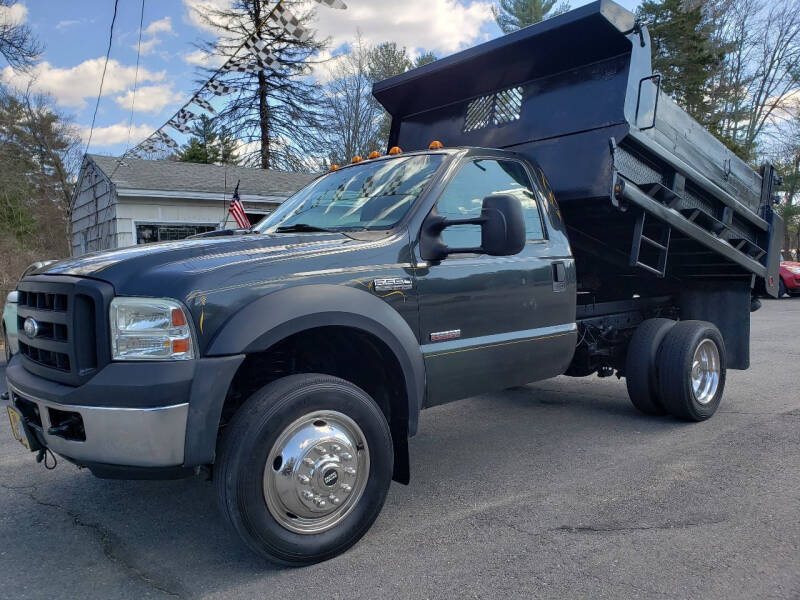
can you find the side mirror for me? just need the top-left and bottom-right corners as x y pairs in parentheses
(420, 194), (526, 261)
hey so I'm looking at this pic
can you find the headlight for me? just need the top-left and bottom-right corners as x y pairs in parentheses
(110, 297), (195, 360)
(789, 267), (800, 274)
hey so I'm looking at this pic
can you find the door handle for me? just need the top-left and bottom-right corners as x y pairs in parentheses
(552, 261), (567, 292)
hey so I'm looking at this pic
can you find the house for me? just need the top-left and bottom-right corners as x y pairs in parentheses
(71, 155), (315, 256)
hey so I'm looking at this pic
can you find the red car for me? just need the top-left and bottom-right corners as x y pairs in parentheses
(779, 254), (800, 297)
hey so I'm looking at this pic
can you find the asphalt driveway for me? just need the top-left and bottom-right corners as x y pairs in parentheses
(1, 299), (799, 599)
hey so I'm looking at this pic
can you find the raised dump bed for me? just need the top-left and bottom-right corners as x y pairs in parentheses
(373, 0), (784, 301)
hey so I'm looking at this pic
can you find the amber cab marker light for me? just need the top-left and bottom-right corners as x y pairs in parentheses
(171, 307), (187, 327)
(368, 151), (381, 159)
(428, 140), (443, 149)
(351, 155), (363, 163)
(388, 146), (403, 155)
(329, 164), (339, 171)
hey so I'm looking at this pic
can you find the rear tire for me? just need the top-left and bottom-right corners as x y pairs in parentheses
(657, 321), (726, 421)
(625, 318), (675, 415)
(215, 373), (393, 566)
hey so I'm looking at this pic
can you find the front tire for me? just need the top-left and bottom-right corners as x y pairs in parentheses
(657, 321), (726, 421)
(215, 373), (393, 566)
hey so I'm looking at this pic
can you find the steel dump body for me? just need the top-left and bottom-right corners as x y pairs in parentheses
(373, 0), (783, 300)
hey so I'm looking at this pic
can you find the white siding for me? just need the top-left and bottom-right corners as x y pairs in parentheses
(71, 162), (118, 256)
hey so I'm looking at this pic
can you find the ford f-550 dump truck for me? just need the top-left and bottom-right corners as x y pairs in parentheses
(3, 0), (783, 565)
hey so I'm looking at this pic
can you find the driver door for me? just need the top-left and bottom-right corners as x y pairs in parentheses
(415, 157), (575, 406)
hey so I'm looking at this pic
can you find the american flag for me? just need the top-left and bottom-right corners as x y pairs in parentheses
(228, 181), (251, 229)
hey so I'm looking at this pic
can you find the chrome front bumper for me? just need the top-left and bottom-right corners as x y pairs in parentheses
(6, 383), (188, 467)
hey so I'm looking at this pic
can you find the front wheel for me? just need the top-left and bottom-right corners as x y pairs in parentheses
(215, 374), (393, 566)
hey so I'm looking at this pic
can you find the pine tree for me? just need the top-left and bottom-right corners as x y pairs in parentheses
(637, 0), (723, 127)
(191, 0), (325, 170)
(492, 0), (570, 33)
(178, 115), (238, 165)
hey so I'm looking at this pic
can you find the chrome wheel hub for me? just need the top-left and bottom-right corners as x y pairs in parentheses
(264, 410), (369, 534)
(690, 338), (720, 405)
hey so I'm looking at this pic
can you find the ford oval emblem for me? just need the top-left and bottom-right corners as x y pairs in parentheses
(23, 317), (40, 339)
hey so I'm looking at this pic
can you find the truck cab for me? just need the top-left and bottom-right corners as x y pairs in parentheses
(4, 0), (783, 567)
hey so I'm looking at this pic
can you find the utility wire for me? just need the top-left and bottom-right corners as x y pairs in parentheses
(84, 0), (120, 156)
(110, 0), (145, 179)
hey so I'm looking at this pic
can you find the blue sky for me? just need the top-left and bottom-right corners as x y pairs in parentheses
(1, 0), (640, 156)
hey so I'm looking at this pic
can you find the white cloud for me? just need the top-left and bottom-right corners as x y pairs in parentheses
(182, 48), (227, 67)
(0, 3), (27, 26)
(143, 16), (173, 36)
(114, 84), (184, 113)
(313, 0), (493, 56)
(0, 58), (166, 108)
(138, 37), (163, 55)
(56, 19), (80, 30)
(180, 0), (493, 74)
(80, 122), (155, 147)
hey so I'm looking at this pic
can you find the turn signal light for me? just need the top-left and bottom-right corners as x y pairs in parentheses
(428, 140), (443, 149)
(368, 151), (381, 159)
(171, 308), (187, 327)
(388, 146), (402, 155)
(329, 164), (339, 171)
(351, 155), (363, 163)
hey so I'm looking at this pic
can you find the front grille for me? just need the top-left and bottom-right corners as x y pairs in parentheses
(15, 275), (114, 386)
(18, 290), (68, 312)
(19, 341), (71, 371)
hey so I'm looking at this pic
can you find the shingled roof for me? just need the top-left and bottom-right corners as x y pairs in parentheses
(88, 154), (316, 199)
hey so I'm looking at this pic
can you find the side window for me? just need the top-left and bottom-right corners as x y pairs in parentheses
(436, 159), (545, 249)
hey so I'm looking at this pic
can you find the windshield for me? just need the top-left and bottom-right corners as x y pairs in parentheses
(255, 154), (446, 232)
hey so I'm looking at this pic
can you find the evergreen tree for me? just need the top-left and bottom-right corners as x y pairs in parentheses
(178, 115), (238, 165)
(637, 0), (723, 127)
(192, 0), (325, 170)
(493, 0), (570, 33)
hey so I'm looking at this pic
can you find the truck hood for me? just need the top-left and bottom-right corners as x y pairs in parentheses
(39, 232), (381, 294)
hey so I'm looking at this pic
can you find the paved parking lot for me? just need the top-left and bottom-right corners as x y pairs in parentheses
(1, 298), (799, 599)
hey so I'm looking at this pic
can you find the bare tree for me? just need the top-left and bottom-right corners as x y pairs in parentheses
(190, 0), (327, 171)
(708, 0), (800, 159)
(0, 0), (42, 71)
(313, 38), (383, 166)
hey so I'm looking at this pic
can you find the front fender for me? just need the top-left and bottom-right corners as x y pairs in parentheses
(205, 284), (425, 436)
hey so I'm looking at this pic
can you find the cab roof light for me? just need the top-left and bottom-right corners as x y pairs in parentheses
(351, 155), (363, 163)
(368, 151), (381, 159)
(329, 164), (339, 171)
(388, 146), (402, 155)
(428, 140), (443, 149)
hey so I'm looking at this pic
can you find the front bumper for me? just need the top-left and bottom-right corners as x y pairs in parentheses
(4, 353), (244, 474)
(7, 382), (188, 467)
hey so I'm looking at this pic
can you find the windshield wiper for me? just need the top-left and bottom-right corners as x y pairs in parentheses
(275, 223), (334, 233)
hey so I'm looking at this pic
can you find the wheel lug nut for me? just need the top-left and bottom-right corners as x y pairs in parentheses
(340, 483), (352, 492)
(341, 452), (353, 461)
(302, 491), (314, 500)
(315, 445), (326, 454)
(297, 474), (310, 484)
(329, 495), (340, 505)
(343, 466), (356, 475)
(303, 457), (315, 466)
(331, 444), (341, 452)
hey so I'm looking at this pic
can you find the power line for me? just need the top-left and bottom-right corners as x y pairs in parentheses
(84, 0), (120, 156)
(110, 0), (145, 179)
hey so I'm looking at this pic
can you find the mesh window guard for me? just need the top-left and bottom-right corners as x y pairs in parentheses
(463, 86), (523, 133)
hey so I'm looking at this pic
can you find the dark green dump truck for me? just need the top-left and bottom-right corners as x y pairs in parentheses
(4, 0), (783, 565)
